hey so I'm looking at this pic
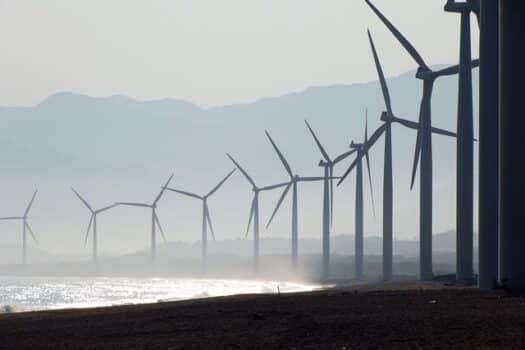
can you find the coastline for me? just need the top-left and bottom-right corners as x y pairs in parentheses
(1, 281), (523, 349)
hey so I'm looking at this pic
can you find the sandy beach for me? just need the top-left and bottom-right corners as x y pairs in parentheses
(0, 281), (523, 349)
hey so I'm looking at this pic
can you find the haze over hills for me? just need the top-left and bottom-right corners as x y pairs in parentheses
(0, 66), (479, 257)
(0, 231), (478, 280)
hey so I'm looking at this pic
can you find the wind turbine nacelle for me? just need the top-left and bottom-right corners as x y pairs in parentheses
(318, 160), (329, 167)
(416, 67), (434, 80)
(444, 0), (471, 13)
(380, 111), (393, 122)
(350, 141), (362, 150)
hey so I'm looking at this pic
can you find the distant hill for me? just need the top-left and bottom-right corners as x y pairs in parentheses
(0, 66), (479, 254)
(0, 230), (477, 264)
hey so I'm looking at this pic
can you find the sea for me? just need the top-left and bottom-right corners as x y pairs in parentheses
(0, 277), (322, 313)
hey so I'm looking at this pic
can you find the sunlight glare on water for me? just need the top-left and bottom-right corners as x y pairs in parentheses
(0, 277), (323, 312)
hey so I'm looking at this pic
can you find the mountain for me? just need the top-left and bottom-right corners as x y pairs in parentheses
(0, 66), (479, 255)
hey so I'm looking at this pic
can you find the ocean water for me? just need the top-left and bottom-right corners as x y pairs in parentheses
(0, 277), (322, 313)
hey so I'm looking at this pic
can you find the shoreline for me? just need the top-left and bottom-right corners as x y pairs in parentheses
(1, 281), (524, 349)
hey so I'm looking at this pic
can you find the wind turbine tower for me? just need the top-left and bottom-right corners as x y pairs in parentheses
(116, 175), (174, 263)
(165, 170), (236, 274)
(0, 190), (39, 265)
(71, 188), (119, 263)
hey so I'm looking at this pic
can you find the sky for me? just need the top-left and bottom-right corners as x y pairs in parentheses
(0, 0), (479, 108)
(0, 1), (481, 257)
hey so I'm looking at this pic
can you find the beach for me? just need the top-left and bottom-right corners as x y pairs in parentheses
(1, 281), (524, 349)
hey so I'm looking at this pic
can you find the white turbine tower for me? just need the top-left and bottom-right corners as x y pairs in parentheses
(164, 169), (236, 274)
(116, 174), (174, 263)
(0, 190), (39, 265)
(71, 188), (119, 264)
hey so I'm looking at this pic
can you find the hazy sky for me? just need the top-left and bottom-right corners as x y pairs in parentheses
(0, 0), (479, 108)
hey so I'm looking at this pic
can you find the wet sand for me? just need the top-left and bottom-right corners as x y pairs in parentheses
(1, 281), (524, 349)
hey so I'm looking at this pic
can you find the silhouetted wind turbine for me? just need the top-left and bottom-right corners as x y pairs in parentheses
(339, 30), (459, 281)
(444, 0), (477, 281)
(71, 188), (119, 264)
(164, 169), (236, 274)
(304, 120), (355, 280)
(0, 190), (38, 265)
(342, 117), (376, 281)
(115, 174), (174, 263)
(227, 154), (288, 274)
(265, 130), (324, 271)
(366, 0), (479, 280)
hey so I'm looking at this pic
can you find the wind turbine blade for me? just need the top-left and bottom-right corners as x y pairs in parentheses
(25, 222), (38, 245)
(337, 160), (358, 186)
(337, 124), (387, 186)
(227, 153), (256, 188)
(365, 146), (376, 218)
(24, 190), (38, 217)
(434, 59), (480, 77)
(304, 120), (331, 163)
(154, 211), (167, 244)
(0, 217), (23, 221)
(259, 182), (290, 191)
(71, 187), (94, 212)
(366, 0), (428, 70)
(368, 30), (393, 115)
(265, 130), (294, 178)
(164, 188), (202, 200)
(206, 169), (236, 198)
(333, 149), (357, 164)
(365, 112), (369, 145)
(393, 116), (419, 131)
(266, 183), (292, 228)
(84, 215), (94, 247)
(431, 127), (457, 138)
(205, 205), (216, 241)
(329, 165), (334, 226)
(245, 197), (256, 238)
(298, 177), (325, 182)
(410, 131), (422, 190)
(153, 174), (174, 205)
(114, 202), (152, 208)
(96, 204), (118, 214)
(366, 124), (388, 151)
(393, 117), (457, 139)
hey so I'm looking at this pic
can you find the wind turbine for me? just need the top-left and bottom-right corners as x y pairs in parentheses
(115, 174), (174, 263)
(304, 120), (355, 280)
(0, 190), (38, 265)
(444, 0), (477, 281)
(226, 154), (288, 274)
(338, 31), (458, 281)
(265, 130), (324, 271)
(343, 117), (377, 281)
(164, 169), (236, 274)
(366, 0), (479, 280)
(71, 188), (119, 263)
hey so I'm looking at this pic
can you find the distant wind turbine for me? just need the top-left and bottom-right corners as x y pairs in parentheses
(115, 174), (174, 263)
(341, 116), (376, 281)
(265, 130), (324, 271)
(366, 0), (479, 280)
(304, 120), (354, 280)
(71, 188), (119, 264)
(227, 154), (288, 274)
(0, 190), (39, 265)
(164, 169), (236, 274)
